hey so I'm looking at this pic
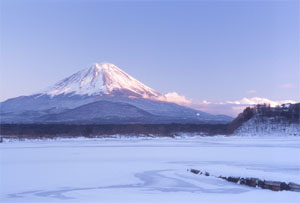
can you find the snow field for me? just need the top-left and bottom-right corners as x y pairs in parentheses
(1, 136), (299, 202)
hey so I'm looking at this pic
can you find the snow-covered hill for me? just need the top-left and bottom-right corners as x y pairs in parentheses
(231, 103), (300, 136)
(234, 115), (300, 136)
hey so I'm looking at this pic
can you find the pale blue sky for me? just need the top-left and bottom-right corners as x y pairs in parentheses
(1, 0), (299, 103)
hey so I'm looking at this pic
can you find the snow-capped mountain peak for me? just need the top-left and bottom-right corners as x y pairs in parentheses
(41, 63), (162, 98)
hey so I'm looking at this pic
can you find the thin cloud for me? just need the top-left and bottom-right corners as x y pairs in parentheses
(157, 93), (297, 117)
(247, 89), (256, 94)
(193, 97), (297, 117)
(225, 97), (296, 107)
(280, 83), (294, 89)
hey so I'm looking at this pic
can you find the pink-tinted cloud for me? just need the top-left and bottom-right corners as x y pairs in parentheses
(246, 89), (256, 94)
(157, 93), (298, 117)
(154, 92), (192, 105)
(164, 92), (191, 104)
(280, 83), (294, 88)
(194, 98), (297, 116)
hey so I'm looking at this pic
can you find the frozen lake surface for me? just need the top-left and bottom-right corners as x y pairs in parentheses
(1, 136), (300, 202)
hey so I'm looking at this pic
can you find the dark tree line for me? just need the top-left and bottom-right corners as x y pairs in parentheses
(0, 123), (229, 139)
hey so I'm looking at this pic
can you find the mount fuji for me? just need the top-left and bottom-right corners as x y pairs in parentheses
(42, 63), (161, 98)
(0, 63), (232, 124)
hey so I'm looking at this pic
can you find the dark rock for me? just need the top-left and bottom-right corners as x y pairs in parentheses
(280, 182), (290, 191)
(257, 180), (264, 188)
(219, 176), (226, 180)
(190, 169), (200, 174)
(288, 182), (300, 192)
(245, 178), (259, 187)
(188, 168), (300, 193)
(227, 177), (240, 183)
(263, 181), (282, 191)
(239, 178), (246, 185)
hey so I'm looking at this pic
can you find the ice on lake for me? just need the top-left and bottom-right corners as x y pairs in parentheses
(1, 136), (300, 202)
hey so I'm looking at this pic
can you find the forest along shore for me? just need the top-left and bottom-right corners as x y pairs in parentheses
(0, 123), (229, 139)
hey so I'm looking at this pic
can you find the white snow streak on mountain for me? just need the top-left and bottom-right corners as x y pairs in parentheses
(41, 63), (161, 98)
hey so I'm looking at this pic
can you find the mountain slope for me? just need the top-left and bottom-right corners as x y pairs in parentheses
(40, 100), (155, 123)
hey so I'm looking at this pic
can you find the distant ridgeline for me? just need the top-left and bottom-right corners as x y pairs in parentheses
(228, 103), (300, 136)
(0, 103), (299, 138)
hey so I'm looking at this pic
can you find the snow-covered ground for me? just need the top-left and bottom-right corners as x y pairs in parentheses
(1, 136), (300, 203)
